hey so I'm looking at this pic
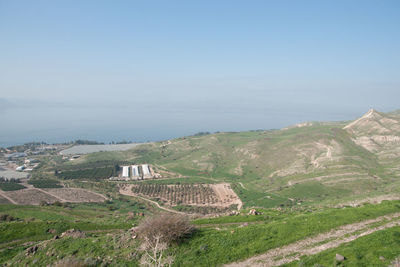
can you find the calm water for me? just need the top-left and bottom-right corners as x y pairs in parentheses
(0, 104), (375, 148)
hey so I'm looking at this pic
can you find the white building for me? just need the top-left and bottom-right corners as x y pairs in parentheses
(131, 165), (140, 178)
(142, 164), (151, 178)
(16, 166), (25, 171)
(122, 166), (129, 177)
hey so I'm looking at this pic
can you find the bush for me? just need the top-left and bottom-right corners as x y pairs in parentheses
(137, 213), (194, 245)
(0, 214), (16, 222)
(0, 182), (25, 191)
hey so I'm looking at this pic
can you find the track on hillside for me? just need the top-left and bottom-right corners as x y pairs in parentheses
(225, 212), (400, 267)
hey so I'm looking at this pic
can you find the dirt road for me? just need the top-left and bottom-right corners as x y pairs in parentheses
(225, 212), (400, 267)
(211, 183), (243, 210)
(0, 189), (17, 204)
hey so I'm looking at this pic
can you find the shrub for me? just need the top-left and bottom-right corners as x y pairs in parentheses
(0, 214), (16, 222)
(136, 213), (194, 245)
(0, 182), (26, 191)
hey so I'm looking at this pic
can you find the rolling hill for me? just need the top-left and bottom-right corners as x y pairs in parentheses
(71, 109), (400, 208)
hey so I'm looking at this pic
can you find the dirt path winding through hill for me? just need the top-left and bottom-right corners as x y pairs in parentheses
(225, 212), (400, 267)
(287, 172), (367, 186)
(0, 189), (18, 204)
(238, 182), (246, 189)
(119, 185), (185, 214)
(34, 188), (65, 201)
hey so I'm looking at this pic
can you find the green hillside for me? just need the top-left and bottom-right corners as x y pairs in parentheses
(3, 109), (400, 266)
(66, 109), (400, 208)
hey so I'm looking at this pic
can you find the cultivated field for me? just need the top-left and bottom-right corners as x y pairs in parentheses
(127, 183), (242, 208)
(1, 188), (107, 205)
(43, 188), (108, 202)
(0, 195), (11, 204)
(4, 188), (60, 205)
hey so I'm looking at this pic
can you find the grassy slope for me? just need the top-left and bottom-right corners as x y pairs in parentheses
(4, 200), (400, 266)
(46, 110), (400, 211)
(0, 197), (149, 264)
(67, 118), (397, 208)
(283, 226), (400, 267)
(4, 110), (400, 266)
(173, 201), (400, 266)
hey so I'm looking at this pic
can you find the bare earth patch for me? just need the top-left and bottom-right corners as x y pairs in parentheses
(4, 189), (60, 205)
(2, 188), (107, 205)
(43, 188), (108, 202)
(212, 183), (242, 210)
(225, 212), (400, 267)
(0, 194), (13, 204)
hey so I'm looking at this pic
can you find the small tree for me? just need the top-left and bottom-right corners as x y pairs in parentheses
(139, 235), (174, 267)
(136, 213), (194, 267)
(137, 213), (194, 245)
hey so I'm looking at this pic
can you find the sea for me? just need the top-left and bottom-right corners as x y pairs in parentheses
(0, 104), (376, 148)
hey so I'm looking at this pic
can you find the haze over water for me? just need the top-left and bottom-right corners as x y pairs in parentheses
(1, 1), (399, 147)
(1, 98), (396, 148)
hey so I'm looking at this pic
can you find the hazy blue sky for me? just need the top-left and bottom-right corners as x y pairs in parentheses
(1, 0), (400, 146)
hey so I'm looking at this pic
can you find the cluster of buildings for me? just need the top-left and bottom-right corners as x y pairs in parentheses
(118, 164), (155, 180)
(1, 151), (40, 173)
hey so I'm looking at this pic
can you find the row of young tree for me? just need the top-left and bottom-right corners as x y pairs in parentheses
(0, 177), (21, 183)
(132, 184), (219, 205)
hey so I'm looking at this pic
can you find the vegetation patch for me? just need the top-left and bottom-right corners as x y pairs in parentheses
(0, 181), (26, 191)
(28, 179), (62, 188)
(173, 205), (236, 214)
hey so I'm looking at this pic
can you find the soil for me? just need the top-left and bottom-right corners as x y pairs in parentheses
(1, 188), (107, 205)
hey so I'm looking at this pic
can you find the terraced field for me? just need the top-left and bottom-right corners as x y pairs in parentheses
(1, 188), (107, 205)
(123, 183), (241, 208)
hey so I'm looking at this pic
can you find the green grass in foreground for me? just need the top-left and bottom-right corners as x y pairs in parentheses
(173, 201), (400, 266)
(0, 220), (128, 244)
(283, 226), (400, 267)
(5, 233), (140, 266)
(0, 200), (146, 264)
(0, 200), (147, 246)
(2, 201), (400, 266)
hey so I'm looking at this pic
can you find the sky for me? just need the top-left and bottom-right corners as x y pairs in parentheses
(1, 0), (400, 146)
